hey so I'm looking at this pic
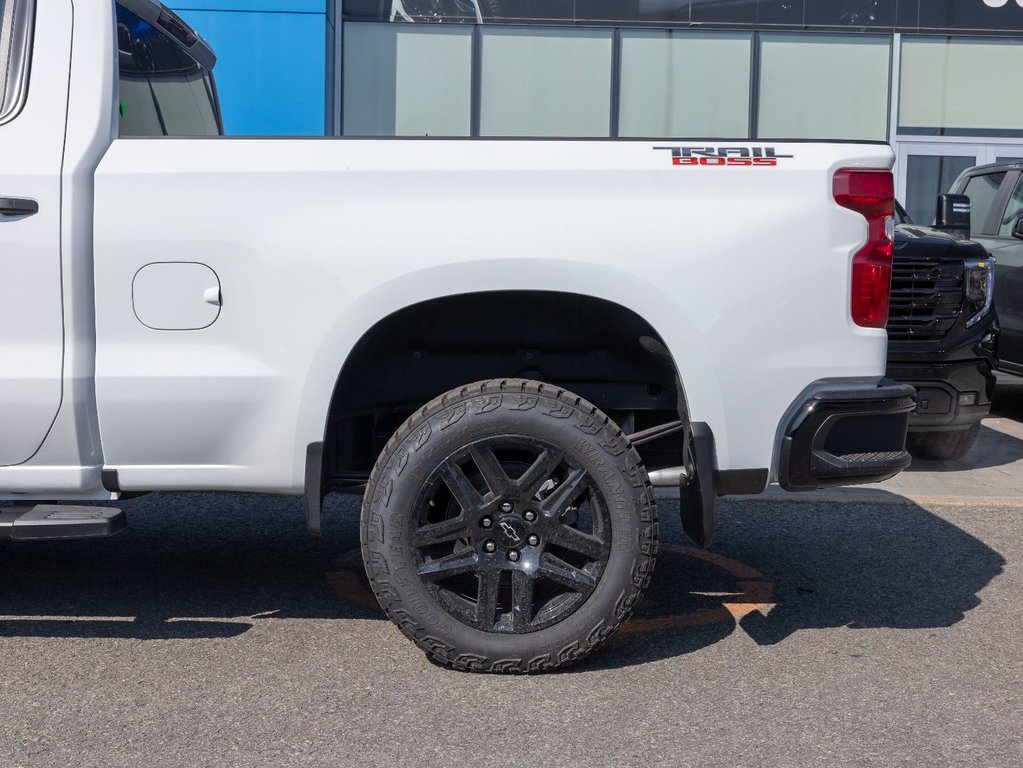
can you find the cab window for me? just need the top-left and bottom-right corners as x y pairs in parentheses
(116, 4), (222, 136)
(0, 1), (12, 108)
(962, 172), (1007, 236)
(997, 175), (1023, 237)
(0, 0), (30, 122)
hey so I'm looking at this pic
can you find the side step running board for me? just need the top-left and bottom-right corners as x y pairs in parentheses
(0, 506), (126, 541)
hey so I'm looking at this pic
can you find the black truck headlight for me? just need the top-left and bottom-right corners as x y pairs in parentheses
(965, 259), (994, 329)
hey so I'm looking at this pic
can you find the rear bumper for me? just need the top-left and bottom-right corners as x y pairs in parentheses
(778, 379), (916, 492)
(885, 360), (995, 432)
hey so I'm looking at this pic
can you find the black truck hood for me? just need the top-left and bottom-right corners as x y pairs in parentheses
(894, 224), (989, 262)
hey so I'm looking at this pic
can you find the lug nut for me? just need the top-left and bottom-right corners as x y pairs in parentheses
(507, 549), (520, 562)
(480, 516), (493, 529)
(500, 501), (514, 513)
(527, 534), (539, 547)
(484, 540), (497, 553)
(523, 510), (537, 522)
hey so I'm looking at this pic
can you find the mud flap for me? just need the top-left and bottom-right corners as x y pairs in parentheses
(680, 422), (717, 548)
(305, 442), (325, 535)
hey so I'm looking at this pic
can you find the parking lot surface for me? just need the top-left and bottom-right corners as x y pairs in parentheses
(1, 384), (1022, 767)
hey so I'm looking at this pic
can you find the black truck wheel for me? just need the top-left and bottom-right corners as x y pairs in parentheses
(360, 379), (657, 673)
(906, 423), (980, 461)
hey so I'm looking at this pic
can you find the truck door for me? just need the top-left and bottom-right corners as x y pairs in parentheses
(0, 1), (72, 465)
(977, 171), (1023, 371)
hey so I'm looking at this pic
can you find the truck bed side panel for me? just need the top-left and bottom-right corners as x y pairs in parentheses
(93, 139), (892, 491)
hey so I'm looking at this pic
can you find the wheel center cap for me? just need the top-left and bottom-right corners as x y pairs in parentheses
(496, 515), (526, 547)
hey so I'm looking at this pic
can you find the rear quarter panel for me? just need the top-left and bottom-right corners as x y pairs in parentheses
(93, 139), (892, 491)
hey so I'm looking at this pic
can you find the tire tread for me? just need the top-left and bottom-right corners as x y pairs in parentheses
(360, 378), (657, 673)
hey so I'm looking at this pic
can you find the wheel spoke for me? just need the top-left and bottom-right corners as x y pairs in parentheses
(538, 552), (597, 592)
(413, 515), (469, 547)
(538, 467), (588, 518)
(547, 523), (605, 561)
(475, 569), (501, 629)
(516, 448), (565, 498)
(440, 461), (484, 514)
(469, 445), (510, 496)
(510, 570), (535, 631)
(411, 431), (616, 637)
(418, 549), (478, 581)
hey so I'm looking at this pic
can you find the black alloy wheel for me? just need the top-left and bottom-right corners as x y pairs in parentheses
(361, 379), (658, 673)
(411, 435), (611, 634)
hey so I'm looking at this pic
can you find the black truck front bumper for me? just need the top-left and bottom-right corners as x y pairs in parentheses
(778, 380), (916, 492)
(885, 359), (995, 433)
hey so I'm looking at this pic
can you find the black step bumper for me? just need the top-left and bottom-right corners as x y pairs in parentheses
(778, 380), (916, 492)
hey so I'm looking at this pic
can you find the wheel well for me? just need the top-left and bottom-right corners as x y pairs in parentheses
(323, 291), (687, 488)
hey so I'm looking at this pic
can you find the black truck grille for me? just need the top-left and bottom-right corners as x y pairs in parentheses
(887, 259), (963, 341)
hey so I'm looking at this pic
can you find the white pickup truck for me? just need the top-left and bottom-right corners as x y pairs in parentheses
(0, 0), (914, 672)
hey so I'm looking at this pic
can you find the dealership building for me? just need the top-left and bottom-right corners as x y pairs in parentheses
(167, 0), (1023, 224)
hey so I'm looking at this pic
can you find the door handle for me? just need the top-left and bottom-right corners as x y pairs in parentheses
(0, 197), (39, 217)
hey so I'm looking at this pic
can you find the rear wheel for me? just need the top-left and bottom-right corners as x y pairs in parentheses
(906, 423), (980, 461)
(360, 379), (657, 673)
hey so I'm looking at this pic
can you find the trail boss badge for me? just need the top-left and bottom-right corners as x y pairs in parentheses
(655, 146), (794, 167)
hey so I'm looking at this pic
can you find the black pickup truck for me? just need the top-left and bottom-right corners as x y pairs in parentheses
(948, 161), (1023, 375)
(886, 198), (997, 461)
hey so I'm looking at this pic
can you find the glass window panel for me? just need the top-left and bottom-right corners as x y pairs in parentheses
(0, 0), (11, 105)
(692, 0), (800, 26)
(619, 31), (751, 139)
(904, 154), (976, 226)
(117, 5), (221, 136)
(758, 34), (890, 141)
(343, 23), (471, 137)
(962, 172), (1007, 236)
(804, 0), (895, 28)
(900, 38), (1023, 134)
(480, 28), (613, 138)
(998, 176), (1023, 237)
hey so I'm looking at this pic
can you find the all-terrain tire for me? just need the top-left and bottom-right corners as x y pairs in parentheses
(360, 379), (657, 673)
(906, 423), (980, 461)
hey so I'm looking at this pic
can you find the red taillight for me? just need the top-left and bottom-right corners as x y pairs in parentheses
(833, 169), (895, 329)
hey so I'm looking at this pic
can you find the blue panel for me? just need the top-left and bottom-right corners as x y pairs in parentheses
(171, 1), (327, 13)
(168, 9), (328, 136)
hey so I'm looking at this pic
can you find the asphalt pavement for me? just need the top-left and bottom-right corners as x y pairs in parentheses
(1, 384), (1021, 767)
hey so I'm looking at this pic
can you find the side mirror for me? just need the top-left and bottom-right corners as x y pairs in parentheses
(935, 193), (971, 238)
(1014, 214), (1023, 241)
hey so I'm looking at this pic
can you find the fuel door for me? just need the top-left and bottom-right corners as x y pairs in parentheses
(132, 262), (222, 330)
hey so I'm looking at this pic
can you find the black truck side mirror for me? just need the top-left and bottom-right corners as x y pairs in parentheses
(935, 193), (971, 238)
(1013, 214), (1023, 241)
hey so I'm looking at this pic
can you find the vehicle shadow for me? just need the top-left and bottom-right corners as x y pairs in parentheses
(576, 492), (1005, 672)
(0, 491), (1006, 674)
(904, 423), (1023, 472)
(0, 493), (381, 640)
